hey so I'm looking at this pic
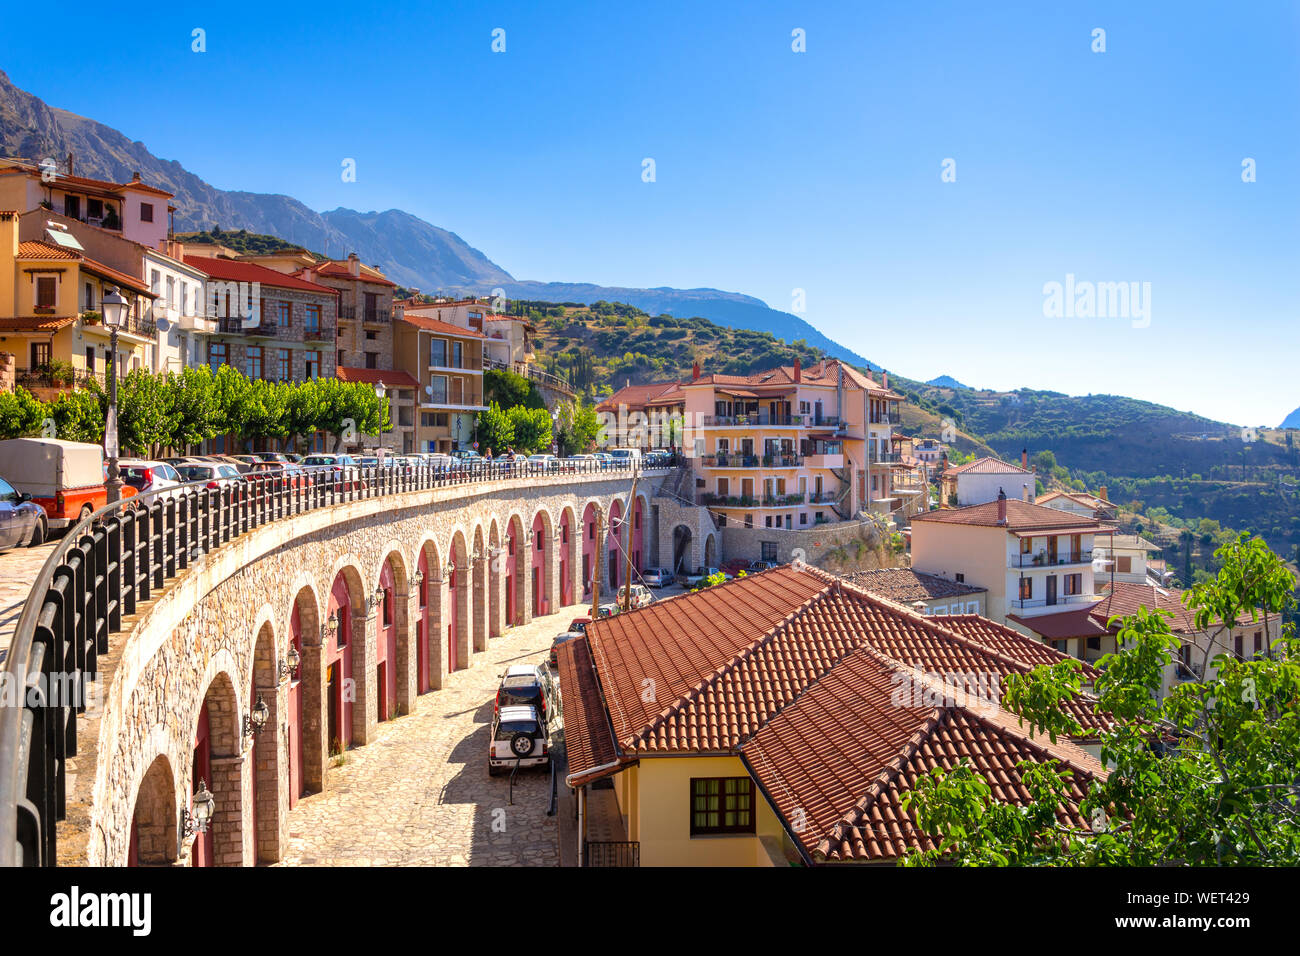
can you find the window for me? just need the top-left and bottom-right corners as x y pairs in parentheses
(1234, 634), (1243, 658)
(30, 342), (51, 369)
(247, 347), (263, 380)
(208, 343), (227, 373)
(36, 276), (56, 308)
(338, 350), (345, 367)
(63, 195), (80, 219)
(1021, 537), (1032, 555)
(451, 341), (463, 369)
(87, 198), (103, 220)
(429, 338), (447, 368)
(139, 202), (154, 223)
(744, 514), (753, 529)
(955, 573), (965, 583)
(690, 777), (755, 835)
(277, 348), (291, 381)
(365, 330), (377, 341)
(1019, 577), (1033, 601)
(1254, 632), (1262, 656)
(799, 513), (807, 525)
(365, 351), (379, 369)
(150, 269), (161, 295)
(1116, 556), (1132, 573)
(85, 346), (95, 373)
(305, 305), (321, 336)
(305, 351), (321, 379)
(1064, 573), (1082, 596)
(277, 301), (292, 328)
(764, 516), (773, 528)
(761, 542), (778, 562)
(717, 478), (729, 496)
(85, 282), (95, 310)
(427, 375), (448, 404)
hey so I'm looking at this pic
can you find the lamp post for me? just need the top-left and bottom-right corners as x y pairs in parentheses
(101, 287), (128, 504)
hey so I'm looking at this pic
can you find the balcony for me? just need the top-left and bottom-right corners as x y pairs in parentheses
(1010, 550), (1094, 569)
(868, 450), (903, 465)
(363, 307), (392, 324)
(869, 412), (903, 425)
(702, 413), (804, 427)
(807, 492), (840, 504)
(707, 453), (760, 468)
(762, 493), (806, 507)
(698, 493), (758, 507)
(80, 312), (157, 340)
(805, 453), (845, 469)
(15, 367), (103, 391)
(1008, 593), (1099, 611)
(762, 454), (804, 468)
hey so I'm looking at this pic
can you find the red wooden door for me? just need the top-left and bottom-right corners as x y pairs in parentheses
(447, 568), (458, 672)
(287, 606), (303, 808)
(191, 702), (213, 867)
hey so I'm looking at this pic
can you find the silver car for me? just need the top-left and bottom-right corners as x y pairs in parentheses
(0, 475), (49, 550)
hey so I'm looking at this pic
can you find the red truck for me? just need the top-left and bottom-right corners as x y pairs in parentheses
(0, 438), (108, 531)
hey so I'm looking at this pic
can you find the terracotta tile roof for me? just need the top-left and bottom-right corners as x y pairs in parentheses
(912, 498), (1115, 534)
(554, 636), (619, 785)
(596, 381), (685, 412)
(0, 161), (174, 199)
(79, 257), (155, 297)
(184, 256), (339, 296)
(1088, 581), (1206, 633)
(742, 645), (1103, 863)
(398, 313), (485, 338)
(311, 261), (397, 286)
(335, 367), (421, 390)
(949, 455), (1032, 475)
(0, 315), (78, 332)
(839, 568), (986, 603)
(16, 240), (79, 260)
(1008, 607), (1112, 642)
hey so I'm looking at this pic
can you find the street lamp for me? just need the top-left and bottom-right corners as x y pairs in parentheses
(101, 287), (128, 504)
(182, 779), (216, 838)
(243, 694), (270, 738)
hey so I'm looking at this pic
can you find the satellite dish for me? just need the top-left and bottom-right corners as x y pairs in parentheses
(155, 318), (170, 333)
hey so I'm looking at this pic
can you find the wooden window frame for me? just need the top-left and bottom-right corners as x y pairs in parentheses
(689, 776), (755, 836)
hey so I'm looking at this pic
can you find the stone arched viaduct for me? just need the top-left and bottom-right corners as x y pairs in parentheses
(80, 471), (699, 866)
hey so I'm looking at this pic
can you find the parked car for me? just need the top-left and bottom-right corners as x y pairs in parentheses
(597, 602), (622, 619)
(494, 664), (560, 727)
(487, 704), (550, 776)
(527, 454), (558, 472)
(684, 567), (728, 588)
(254, 451), (294, 464)
(247, 461), (312, 489)
(118, 459), (184, 502)
(549, 629), (583, 669)
(0, 475), (49, 549)
(567, 616), (591, 635)
(174, 462), (245, 492)
(749, 560), (778, 572)
(641, 567), (674, 588)
(721, 558), (752, 577)
(0, 438), (108, 530)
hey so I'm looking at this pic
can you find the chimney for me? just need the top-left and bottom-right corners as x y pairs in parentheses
(692, 361), (700, 382)
(1022, 482), (1030, 502)
(131, 171), (141, 182)
(347, 252), (361, 277)
(0, 210), (18, 258)
(996, 487), (1007, 526)
(1021, 447), (1028, 470)
(882, 371), (888, 388)
(66, 152), (74, 176)
(1099, 485), (1108, 502)
(793, 357), (801, 383)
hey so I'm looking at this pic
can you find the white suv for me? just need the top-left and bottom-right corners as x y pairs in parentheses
(488, 704), (550, 775)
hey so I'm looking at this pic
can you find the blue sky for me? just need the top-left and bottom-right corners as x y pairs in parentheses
(5, 1), (1297, 425)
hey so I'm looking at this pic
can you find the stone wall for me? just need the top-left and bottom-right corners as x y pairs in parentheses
(720, 517), (890, 572)
(80, 471), (686, 866)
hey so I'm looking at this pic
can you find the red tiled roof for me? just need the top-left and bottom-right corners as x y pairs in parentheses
(742, 646), (1103, 863)
(1008, 607), (1112, 642)
(17, 241), (154, 296)
(16, 240), (79, 260)
(839, 568), (985, 603)
(79, 257), (155, 297)
(554, 636), (619, 785)
(596, 381), (685, 412)
(184, 256), (339, 296)
(311, 261), (397, 286)
(399, 313), (486, 338)
(912, 498), (1115, 534)
(0, 315), (78, 332)
(335, 367), (420, 390)
(949, 456), (1032, 475)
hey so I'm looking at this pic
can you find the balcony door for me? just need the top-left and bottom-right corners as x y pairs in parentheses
(1046, 575), (1058, 606)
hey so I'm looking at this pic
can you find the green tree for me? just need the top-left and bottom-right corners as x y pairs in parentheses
(902, 533), (1299, 866)
(553, 400), (602, 456)
(168, 365), (223, 452)
(0, 388), (47, 438)
(47, 388), (104, 444)
(475, 402), (514, 453)
(506, 405), (552, 453)
(116, 369), (175, 456)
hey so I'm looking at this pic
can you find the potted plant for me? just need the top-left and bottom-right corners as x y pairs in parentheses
(81, 309), (102, 325)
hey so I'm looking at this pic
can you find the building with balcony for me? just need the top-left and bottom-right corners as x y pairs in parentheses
(939, 453), (1035, 507)
(17, 212), (212, 374)
(0, 210), (157, 396)
(910, 489), (1116, 636)
(1036, 487), (1118, 521)
(393, 313), (486, 453)
(185, 255), (338, 384)
(0, 157), (172, 250)
(335, 366), (420, 454)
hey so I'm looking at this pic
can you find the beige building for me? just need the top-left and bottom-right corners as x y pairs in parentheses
(393, 313), (486, 453)
(910, 490), (1115, 634)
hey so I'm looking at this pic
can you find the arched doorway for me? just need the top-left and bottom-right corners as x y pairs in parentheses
(416, 546), (431, 693)
(448, 532), (470, 671)
(672, 524), (693, 576)
(607, 499), (624, 591)
(631, 497), (645, 575)
(128, 755), (177, 866)
(487, 521), (502, 637)
(531, 511), (550, 617)
(250, 621), (280, 863)
(559, 508), (575, 607)
(581, 503), (599, 600)
(376, 561), (397, 722)
(505, 517), (524, 627)
(325, 572), (357, 756)
(190, 671), (239, 867)
(287, 590), (313, 807)
(704, 533), (718, 570)
(472, 525), (487, 652)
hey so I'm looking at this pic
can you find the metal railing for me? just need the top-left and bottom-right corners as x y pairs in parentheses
(1010, 550), (1094, 569)
(0, 456), (656, 866)
(584, 840), (640, 867)
(701, 413), (804, 427)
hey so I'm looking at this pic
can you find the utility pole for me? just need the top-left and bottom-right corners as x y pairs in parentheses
(621, 465), (641, 612)
(590, 515), (605, 619)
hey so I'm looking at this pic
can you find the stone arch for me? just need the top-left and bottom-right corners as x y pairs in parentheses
(288, 582), (318, 799)
(249, 618), (284, 864)
(530, 507), (555, 617)
(471, 523), (488, 653)
(325, 558), (368, 754)
(505, 513), (528, 627)
(631, 493), (649, 579)
(191, 667), (241, 867)
(704, 531), (719, 570)
(414, 537), (443, 690)
(580, 500), (603, 602)
(128, 754), (177, 866)
(606, 498), (626, 592)
(375, 547), (409, 722)
(447, 530), (471, 672)
(672, 524), (693, 576)
(559, 505), (578, 608)
(487, 519), (503, 638)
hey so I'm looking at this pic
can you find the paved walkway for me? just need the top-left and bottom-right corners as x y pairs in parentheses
(276, 602), (587, 867)
(0, 541), (58, 663)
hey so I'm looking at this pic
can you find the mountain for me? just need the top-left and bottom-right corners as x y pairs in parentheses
(926, 374), (971, 390)
(1281, 406), (1300, 430)
(0, 69), (873, 369)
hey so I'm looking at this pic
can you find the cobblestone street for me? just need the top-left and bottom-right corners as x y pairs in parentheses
(276, 602), (582, 867)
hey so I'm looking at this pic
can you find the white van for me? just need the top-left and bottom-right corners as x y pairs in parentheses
(608, 447), (643, 468)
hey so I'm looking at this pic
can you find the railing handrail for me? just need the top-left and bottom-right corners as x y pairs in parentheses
(0, 455), (659, 866)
